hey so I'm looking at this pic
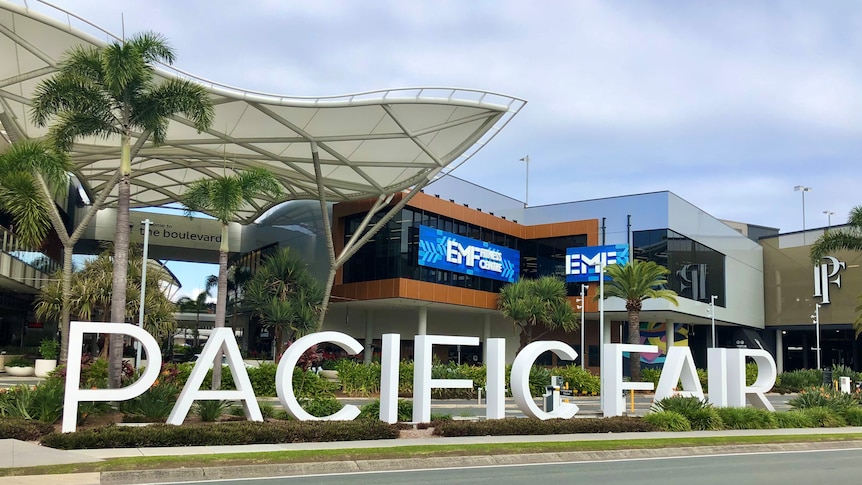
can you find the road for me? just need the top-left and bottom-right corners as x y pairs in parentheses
(160, 448), (861, 484)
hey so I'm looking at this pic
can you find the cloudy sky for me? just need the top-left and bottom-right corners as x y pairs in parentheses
(32, 0), (862, 297)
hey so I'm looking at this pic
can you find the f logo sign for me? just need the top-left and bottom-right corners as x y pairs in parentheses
(814, 256), (845, 304)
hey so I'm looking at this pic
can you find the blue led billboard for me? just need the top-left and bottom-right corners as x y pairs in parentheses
(418, 225), (519, 283)
(565, 244), (630, 282)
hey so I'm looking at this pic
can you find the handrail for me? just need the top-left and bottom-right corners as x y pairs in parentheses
(0, 224), (61, 275)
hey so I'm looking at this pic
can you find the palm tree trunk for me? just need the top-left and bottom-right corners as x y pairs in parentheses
(628, 309), (642, 382)
(59, 245), (74, 365)
(211, 227), (229, 390)
(108, 136), (132, 389)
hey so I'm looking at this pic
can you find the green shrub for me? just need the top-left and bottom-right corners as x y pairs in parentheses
(651, 395), (708, 415)
(359, 398), (413, 422)
(801, 406), (847, 428)
(196, 400), (230, 422)
(686, 407), (724, 431)
(0, 419), (55, 440)
(0, 380), (64, 423)
(776, 369), (823, 392)
(642, 368), (662, 388)
(301, 397), (344, 417)
(651, 395), (723, 430)
(745, 362), (758, 386)
(119, 382), (180, 421)
(258, 402), (277, 419)
(39, 339), (59, 360)
(557, 366), (600, 394)
(247, 363), (278, 396)
(775, 410), (816, 428)
(831, 364), (861, 383)
(643, 411), (691, 431)
(293, 368), (338, 399)
(398, 361), (414, 396)
(716, 407), (777, 429)
(788, 386), (858, 411)
(434, 416), (657, 437)
(335, 360), (381, 396)
(41, 420), (400, 449)
(840, 406), (862, 426)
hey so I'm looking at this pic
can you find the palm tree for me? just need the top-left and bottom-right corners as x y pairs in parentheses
(182, 168), (282, 387)
(244, 247), (323, 360)
(35, 244), (176, 357)
(811, 206), (862, 337)
(498, 276), (578, 352)
(176, 290), (211, 349)
(31, 32), (214, 388)
(600, 259), (679, 381)
(206, 267), (253, 345)
(0, 139), (113, 365)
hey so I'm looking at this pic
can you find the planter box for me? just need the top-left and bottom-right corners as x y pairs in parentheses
(5, 366), (34, 377)
(35, 359), (57, 377)
(319, 369), (339, 383)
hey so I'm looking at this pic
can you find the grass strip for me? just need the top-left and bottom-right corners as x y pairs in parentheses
(2, 433), (862, 477)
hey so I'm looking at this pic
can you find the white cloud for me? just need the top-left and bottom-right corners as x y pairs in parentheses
(34, 0), (862, 285)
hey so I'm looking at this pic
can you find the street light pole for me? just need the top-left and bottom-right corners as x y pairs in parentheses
(823, 210), (835, 231)
(794, 185), (812, 243)
(709, 295), (717, 348)
(811, 303), (821, 370)
(135, 219), (152, 369)
(579, 284), (588, 370)
(519, 155), (529, 207)
(598, 259), (605, 413)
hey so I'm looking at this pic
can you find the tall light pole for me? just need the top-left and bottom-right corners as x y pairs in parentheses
(811, 303), (821, 370)
(708, 295), (718, 348)
(794, 185), (812, 244)
(823, 210), (835, 231)
(135, 218), (152, 369)
(519, 155), (529, 206)
(598, 259), (605, 413)
(578, 284), (588, 370)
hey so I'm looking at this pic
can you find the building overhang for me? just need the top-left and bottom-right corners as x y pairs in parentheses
(0, 1), (525, 223)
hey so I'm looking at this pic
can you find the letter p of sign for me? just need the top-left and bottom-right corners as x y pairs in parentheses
(63, 322), (162, 432)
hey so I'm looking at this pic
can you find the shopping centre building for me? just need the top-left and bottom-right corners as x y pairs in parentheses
(0, 1), (859, 373)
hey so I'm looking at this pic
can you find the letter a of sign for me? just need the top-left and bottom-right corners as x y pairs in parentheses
(167, 328), (263, 425)
(653, 347), (704, 402)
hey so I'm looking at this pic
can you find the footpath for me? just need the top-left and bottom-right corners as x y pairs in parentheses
(2, 427), (862, 485)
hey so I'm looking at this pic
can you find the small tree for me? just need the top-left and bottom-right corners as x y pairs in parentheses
(498, 276), (578, 352)
(599, 259), (678, 381)
(244, 247), (323, 360)
(182, 167), (282, 388)
(176, 289), (211, 349)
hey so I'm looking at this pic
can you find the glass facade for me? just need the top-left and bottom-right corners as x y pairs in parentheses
(341, 208), (588, 295)
(633, 229), (726, 306)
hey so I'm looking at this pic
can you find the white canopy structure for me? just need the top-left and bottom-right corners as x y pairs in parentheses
(0, 0), (525, 223)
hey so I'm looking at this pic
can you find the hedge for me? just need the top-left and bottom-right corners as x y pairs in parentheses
(41, 420), (400, 449)
(433, 416), (657, 437)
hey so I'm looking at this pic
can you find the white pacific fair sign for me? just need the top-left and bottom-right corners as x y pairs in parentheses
(61, 322), (777, 432)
